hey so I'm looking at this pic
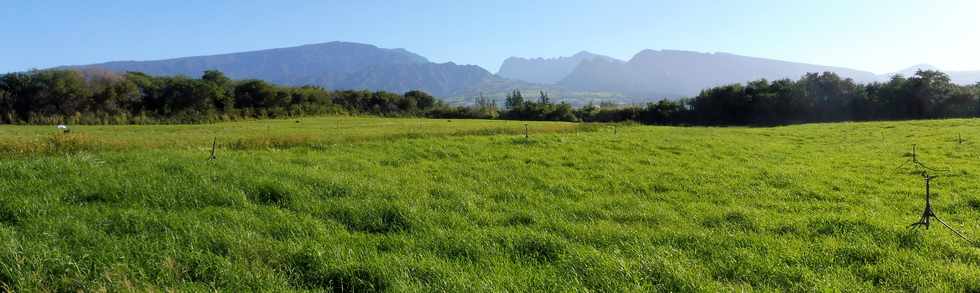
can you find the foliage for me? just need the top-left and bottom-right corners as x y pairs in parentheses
(501, 91), (578, 122)
(4, 69), (980, 126)
(447, 70), (980, 125)
(577, 70), (980, 125)
(0, 69), (441, 124)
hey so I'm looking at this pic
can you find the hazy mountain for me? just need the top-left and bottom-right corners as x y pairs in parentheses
(555, 57), (650, 96)
(65, 42), (527, 97)
(887, 64), (980, 85)
(497, 51), (624, 85)
(560, 50), (881, 97)
(64, 41), (979, 104)
(338, 62), (501, 97)
(71, 42), (428, 85)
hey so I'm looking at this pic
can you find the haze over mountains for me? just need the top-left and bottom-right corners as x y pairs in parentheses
(500, 50), (980, 97)
(497, 52), (624, 84)
(501, 51), (980, 98)
(65, 42), (527, 98)
(557, 50), (881, 97)
(62, 41), (980, 104)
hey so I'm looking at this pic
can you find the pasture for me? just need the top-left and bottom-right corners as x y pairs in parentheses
(1, 117), (979, 291)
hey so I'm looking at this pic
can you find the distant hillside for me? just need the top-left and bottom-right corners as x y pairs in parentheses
(65, 42), (526, 98)
(497, 51), (623, 84)
(59, 41), (979, 104)
(338, 62), (499, 97)
(559, 50), (881, 97)
(71, 42), (427, 85)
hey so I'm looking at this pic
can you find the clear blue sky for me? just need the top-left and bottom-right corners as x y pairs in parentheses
(2, 0), (978, 74)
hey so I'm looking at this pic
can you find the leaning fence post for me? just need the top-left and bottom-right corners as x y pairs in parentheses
(208, 138), (217, 161)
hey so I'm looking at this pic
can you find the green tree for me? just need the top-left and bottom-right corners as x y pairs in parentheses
(404, 90), (436, 111)
(91, 74), (140, 115)
(504, 90), (524, 110)
(474, 94), (498, 118)
(0, 87), (11, 123)
(548, 102), (577, 121)
(907, 70), (954, 118)
(234, 80), (279, 109)
(202, 70), (235, 111)
(202, 70), (231, 87)
(538, 91), (551, 105)
(32, 70), (93, 117)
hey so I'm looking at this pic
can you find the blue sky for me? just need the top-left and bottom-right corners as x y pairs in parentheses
(2, 0), (978, 74)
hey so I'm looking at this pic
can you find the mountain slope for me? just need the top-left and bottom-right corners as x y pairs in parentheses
(64, 42), (977, 103)
(66, 42), (529, 97)
(72, 42), (429, 86)
(497, 51), (623, 84)
(557, 57), (646, 95)
(560, 50), (881, 97)
(338, 62), (501, 97)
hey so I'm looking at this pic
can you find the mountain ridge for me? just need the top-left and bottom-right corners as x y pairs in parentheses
(56, 41), (980, 103)
(507, 50), (980, 97)
(497, 51), (623, 85)
(552, 49), (882, 97)
(63, 41), (523, 98)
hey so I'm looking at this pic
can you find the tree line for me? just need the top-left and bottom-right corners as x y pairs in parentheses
(2, 68), (978, 126)
(440, 69), (980, 126)
(0, 69), (439, 124)
(574, 70), (980, 125)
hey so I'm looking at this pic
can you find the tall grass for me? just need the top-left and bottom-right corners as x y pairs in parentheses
(0, 116), (585, 155)
(1, 117), (979, 291)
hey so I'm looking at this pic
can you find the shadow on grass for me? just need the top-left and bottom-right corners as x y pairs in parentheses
(287, 251), (388, 292)
(323, 205), (415, 234)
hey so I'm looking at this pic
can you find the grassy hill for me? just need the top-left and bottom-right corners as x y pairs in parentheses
(1, 117), (979, 291)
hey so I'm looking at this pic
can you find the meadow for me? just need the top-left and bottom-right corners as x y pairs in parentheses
(1, 116), (979, 291)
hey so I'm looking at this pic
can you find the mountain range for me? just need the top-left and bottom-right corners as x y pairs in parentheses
(64, 42), (525, 98)
(559, 50), (881, 97)
(499, 50), (980, 97)
(60, 41), (980, 104)
(497, 51), (624, 85)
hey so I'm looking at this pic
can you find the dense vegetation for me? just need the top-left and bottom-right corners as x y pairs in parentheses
(3, 69), (979, 126)
(448, 70), (980, 126)
(0, 69), (441, 124)
(1, 117), (979, 291)
(577, 70), (980, 125)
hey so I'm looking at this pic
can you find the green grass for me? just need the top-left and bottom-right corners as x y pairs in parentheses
(0, 116), (583, 154)
(1, 116), (979, 291)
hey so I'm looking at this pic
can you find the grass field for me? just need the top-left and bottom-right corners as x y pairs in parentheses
(0, 117), (581, 154)
(1, 116), (980, 291)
